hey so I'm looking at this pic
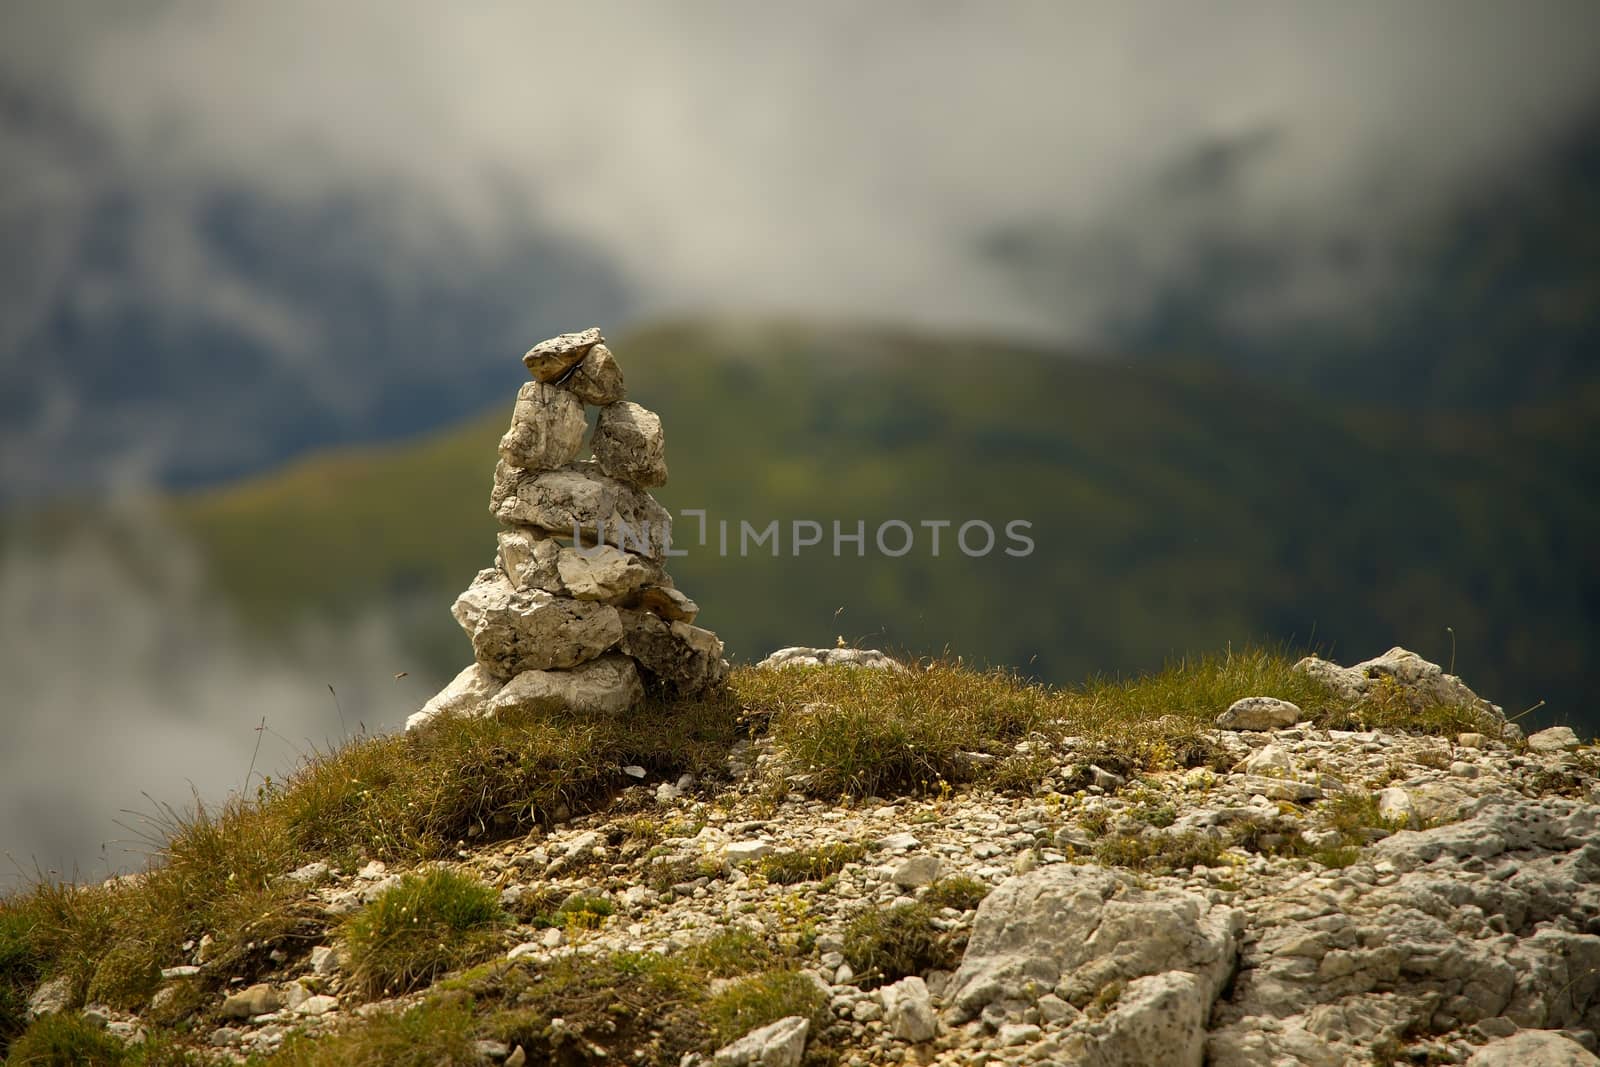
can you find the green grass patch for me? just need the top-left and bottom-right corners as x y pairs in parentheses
(343, 869), (506, 998)
(736, 648), (1376, 798)
(1, 903), (46, 1055)
(841, 902), (959, 989)
(0, 688), (739, 1033)
(1321, 792), (1410, 841)
(266, 997), (480, 1067)
(1092, 831), (1225, 872)
(756, 844), (868, 885)
(462, 929), (830, 1066)
(921, 876), (991, 913)
(705, 970), (830, 1046)
(4, 1012), (126, 1067)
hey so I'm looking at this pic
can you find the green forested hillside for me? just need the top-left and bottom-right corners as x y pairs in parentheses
(170, 320), (1599, 728)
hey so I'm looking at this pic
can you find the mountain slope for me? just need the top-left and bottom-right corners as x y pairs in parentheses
(167, 319), (1598, 730)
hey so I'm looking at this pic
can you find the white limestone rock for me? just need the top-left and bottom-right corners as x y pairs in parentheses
(452, 568), (623, 677)
(497, 381), (586, 470)
(757, 647), (906, 671)
(491, 461), (671, 560)
(563, 342), (626, 406)
(712, 1015), (809, 1067)
(221, 983), (281, 1020)
(522, 327), (603, 382)
(1466, 1031), (1600, 1066)
(892, 855), (943, 889)
(1528, 727), (1582, 753)
(881, 976), (938, 1042)
(405, 663), (505, 731)
(27, 975), (73, 1019)
(1294, 647), (1507, 726)
(945, 864), (1243, 1067)
(1208, 797), (1600, 1065)
(496, 528), (670, 601)
(483, 655), (644, 718)
(620, 609), (729, 695)
(1216, 697), (1302, 731)
(592, 401), (668, 488)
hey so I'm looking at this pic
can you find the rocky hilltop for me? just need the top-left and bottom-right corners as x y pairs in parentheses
(5, 641), (1598, 1067)
(4, 334), (1594, 1067)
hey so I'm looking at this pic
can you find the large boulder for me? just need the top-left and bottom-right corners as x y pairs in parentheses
(483, 655), (643, 717)
(1208, 797), (1600, 1065)
(405, 663), (505, 731)
(620, 610), (729, 696)
(1294, 647), (1505, 725)
(945, 865), (1242, 1067)
(491, 461), (672, 560)
(497, 382), (587, 470)
(452, 569), (623, 677)
(522, 327), (603, 382)
(592, 401), (668, 488)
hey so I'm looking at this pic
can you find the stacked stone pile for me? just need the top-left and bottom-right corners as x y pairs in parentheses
(408, 328), (727, 731)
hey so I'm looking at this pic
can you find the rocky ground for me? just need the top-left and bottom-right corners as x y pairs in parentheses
(13, 650), (1600, 1067)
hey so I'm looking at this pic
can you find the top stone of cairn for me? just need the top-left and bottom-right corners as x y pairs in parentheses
(523, 326), (604, 382)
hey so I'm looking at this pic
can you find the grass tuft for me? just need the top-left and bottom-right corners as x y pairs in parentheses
(756, 844), (868, 886)
(921, 876), (991, 913)
(736, 647), (1388, 799)
(1092, 831), (1224, 872)
(267, 997), (479, 1067)
(705, 970), (830, 1046)
(343, 869), (506, 998)
(841, 903), (958, 989)
(4, 1012), (126, 1067)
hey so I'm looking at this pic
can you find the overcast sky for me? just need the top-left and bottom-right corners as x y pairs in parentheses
(6, 1), (1599, 349)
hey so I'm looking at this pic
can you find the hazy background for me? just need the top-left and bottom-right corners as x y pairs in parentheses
(2, 1), (1597, 884)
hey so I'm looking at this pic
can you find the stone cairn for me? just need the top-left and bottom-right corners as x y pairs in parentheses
(407, 328), (728, 731)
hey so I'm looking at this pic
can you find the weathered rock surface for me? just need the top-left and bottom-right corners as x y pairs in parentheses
(497, 382), (586, 470)
(483, 655), (644, 717)
(27, 975), (72, 1019)
(406, 663), (505, 731)
(1466, 1031), (1600, 1065)
(1217, 696), (1303, 731)
(1295, 647), (1506, 726)
(1208, 796), (1600, 1065)
(452, 569), (623, 676)
(563, 342), (626, 406)
(592, 401), (668, 488)
(946, 865), (1242, 1067)
(496, 529), (670, 601)
(221, 983), (281, 1020)
(621, 584), (699, 623)
(522, 327), (603, 382)
(620, 610), (729, 696)
(1529, 726), (1582, 753)
(881, 977), (938, 1042)
(491, 461), (672, 559)
(757, 647), (906, 671)
(712, 1015), (809, 1067)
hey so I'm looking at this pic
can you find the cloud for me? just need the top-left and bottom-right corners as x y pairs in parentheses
(4, 1), (1598, 347)
(0, 500), (427, 886)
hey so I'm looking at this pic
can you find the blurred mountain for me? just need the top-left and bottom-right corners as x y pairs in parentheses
(983, 111), (1600, 412)
(0, 68), (629, 499)
(164, 319), (1599, 732)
